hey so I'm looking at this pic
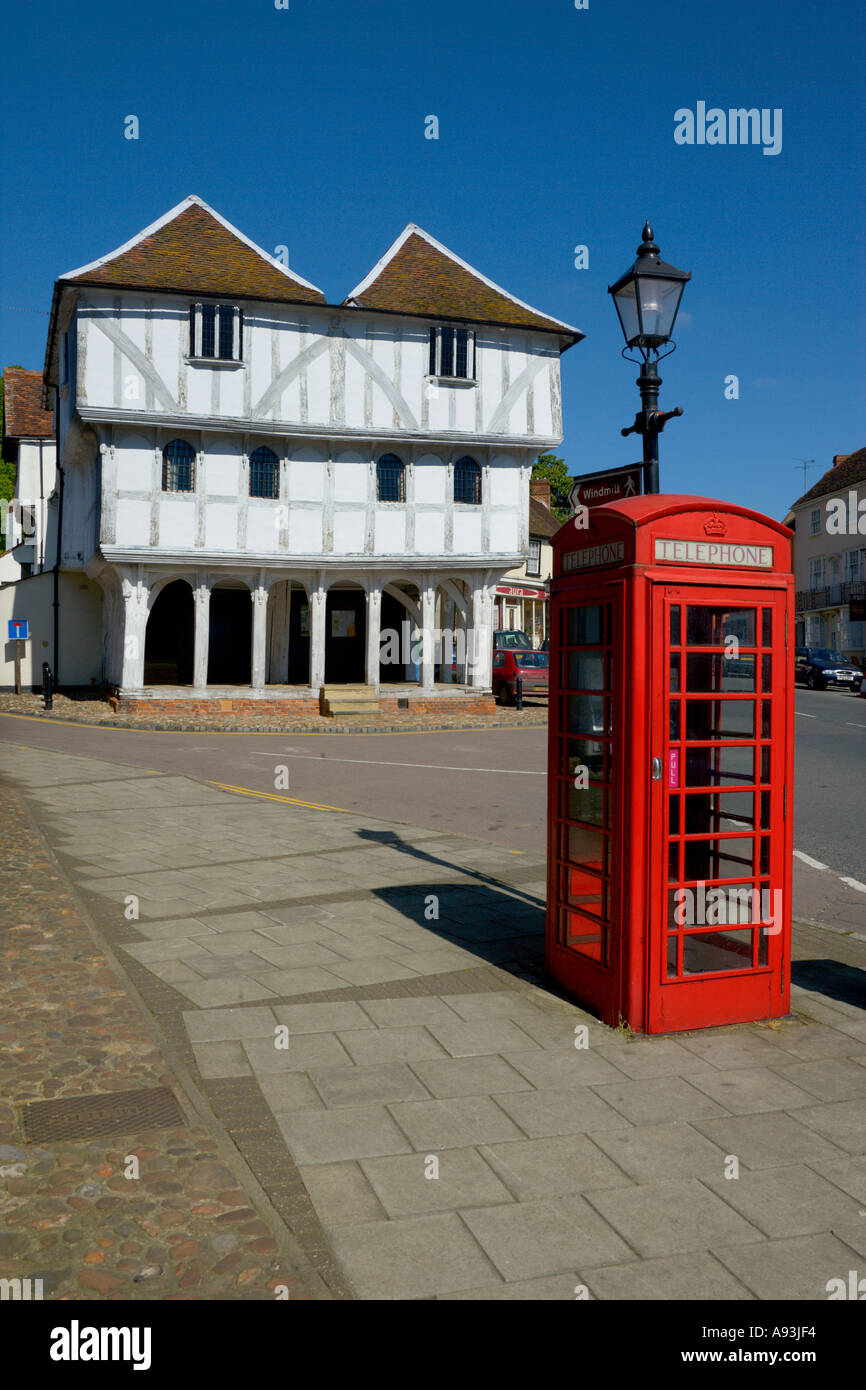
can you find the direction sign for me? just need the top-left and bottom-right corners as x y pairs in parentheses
(570, 465), (643, 510)
(8, 618), (29, 640)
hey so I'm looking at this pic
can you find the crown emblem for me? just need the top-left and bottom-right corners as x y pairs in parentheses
(703, 514), (726, 536)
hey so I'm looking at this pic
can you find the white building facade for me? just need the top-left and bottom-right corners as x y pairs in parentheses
(41, 197), (580, 710)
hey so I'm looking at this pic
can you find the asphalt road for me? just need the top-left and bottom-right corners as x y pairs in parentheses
(0, 684), (862, 924)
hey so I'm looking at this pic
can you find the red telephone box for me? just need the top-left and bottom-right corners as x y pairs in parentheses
(546, 495), (794, 1034)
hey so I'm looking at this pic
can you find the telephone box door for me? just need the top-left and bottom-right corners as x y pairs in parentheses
(648, 584), (790, 1032)
(547, 583), (624, 1024)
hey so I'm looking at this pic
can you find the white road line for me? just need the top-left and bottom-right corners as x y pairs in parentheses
(840, 877), (866, 894)
(793, 850), (829, 871)
(795, 712), (817, 718)
(845, 722), (866, 729)
(247, 751), (544, 775)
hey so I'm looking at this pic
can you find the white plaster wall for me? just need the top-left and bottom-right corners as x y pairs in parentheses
(374, 510), (406, 554)
(489, 512), (520, 553)
(246, 506), (282, 552)
(289, 509), (322, 553)
(414, 455), (446, 504)
(205, 504), (236, 551)
(334, 510), (365, 554)
(206, 440), (241, 496)
(334, 453), (367, 503)
(160, 497), (196, 548)
(415, 512), (445, 554)
(115, 499), (151, 546)
(453, 509), (482, 554)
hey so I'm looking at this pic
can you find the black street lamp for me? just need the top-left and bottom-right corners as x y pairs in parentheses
(608, 222), (690, 495)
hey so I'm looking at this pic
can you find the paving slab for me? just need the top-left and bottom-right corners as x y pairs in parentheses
(584, 1251), (754, 1301)
(388, 1095), (526, 1149)
(328, 1213), (499, 1299)
(336, 1026), (449, 1066)
(590, 1122), (728, 1183)
(692, 1111), (852, 1169)
(480, 1133), (634, 1200)
(308, 1063), (430, 1109)
(586, 1178), (765, 1258)
(276, 1105), (414, 1164)
(702, 1164), (865, 1238)
(590, 1075), (729, 1125)
(408, 1055), (534, 1099)
(461, 1195), (634, 1281)
(360, 1148), (514, 1217)
(492, 1086), (632, 1138)
(712, 1232), (865, 1300)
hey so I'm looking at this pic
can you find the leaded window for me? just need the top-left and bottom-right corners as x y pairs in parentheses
(162, 439), (195, 492)
(249, 446), (279, 499)
(454, 455), (481, 504)
(377, 453), (405, 502)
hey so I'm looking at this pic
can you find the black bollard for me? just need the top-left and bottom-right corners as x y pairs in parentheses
(42, 662), (53, 710)
(515, 675), (523, 711)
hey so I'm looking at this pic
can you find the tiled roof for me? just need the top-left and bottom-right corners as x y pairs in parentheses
(345, 225), (581, 338)
(3, 368), (53, 438)
(61, 198), (326, 304)
(792, 447), (866, 507)
(529, 497), (559, 538)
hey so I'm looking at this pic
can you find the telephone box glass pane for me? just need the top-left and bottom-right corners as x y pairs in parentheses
(760, 791), (770, 828)
(566, 782), (605, 826)
(563, 737), (606, 778)
(670, 653), (681, 691)
(687, 653), (756, 691)
(670, 606), (681, 644)
(685, 791), (755, 833)
(667, 937), (678, 976)
(566, 866), (604, 917)
(683, 837), (755, 880)
(669, 702), (681, 740)
(761, 701), (772, 739)
(762, 655), (772, 692)
(685, 745), (754, 786)
(564, 823), (606, 870)
(685, 699), (755, 741)
(566, 652), (605, 690)
(682, 929), (753, 974)
(762, 609), (772, 645)
(686, 608), (756, 646)
(669, 797), (680, 834)
(566, 606), (604, 645)
(567, 695), (608, 735)
(761, 747), (771, 783)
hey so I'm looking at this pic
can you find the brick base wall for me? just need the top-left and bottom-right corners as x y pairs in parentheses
(116, 697), (316, 716)
(378, 695), (496, 715)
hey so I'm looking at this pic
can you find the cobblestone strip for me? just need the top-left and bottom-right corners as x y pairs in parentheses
(0, 781), (330, 1301)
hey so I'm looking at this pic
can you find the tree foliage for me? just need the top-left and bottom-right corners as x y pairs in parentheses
(532, 453), (572, 521)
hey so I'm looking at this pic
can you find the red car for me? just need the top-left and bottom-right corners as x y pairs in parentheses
(492, 644), (549, 705)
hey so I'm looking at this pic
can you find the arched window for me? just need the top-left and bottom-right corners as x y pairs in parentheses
(454, 456), (481, 505)
(249, 446), (279, 499)
(377, 453), (405, 503)
(162, 439), (195, 492)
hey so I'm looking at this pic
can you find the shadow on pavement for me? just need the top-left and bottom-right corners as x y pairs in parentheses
(791, 958), (866, 1011)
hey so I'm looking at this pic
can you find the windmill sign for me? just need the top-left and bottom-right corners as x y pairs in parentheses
(569, 464), (643, 510)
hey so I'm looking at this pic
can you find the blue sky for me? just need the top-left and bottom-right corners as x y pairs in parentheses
(1, 0), (863, 520)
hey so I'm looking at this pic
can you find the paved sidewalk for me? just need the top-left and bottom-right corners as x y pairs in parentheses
(0, 780), (325, 1301)
(1, 741), (864, 1300)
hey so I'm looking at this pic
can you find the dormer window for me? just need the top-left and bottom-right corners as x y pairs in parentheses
(428, 326), (476, 381)
(189, 302), (243, 362)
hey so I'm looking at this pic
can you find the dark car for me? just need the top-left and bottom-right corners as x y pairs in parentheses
(492, 645), (549, 705)
(794, 647), (864, 691)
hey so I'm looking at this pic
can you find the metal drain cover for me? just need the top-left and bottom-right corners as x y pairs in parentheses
(22, 1086), (185, 1143)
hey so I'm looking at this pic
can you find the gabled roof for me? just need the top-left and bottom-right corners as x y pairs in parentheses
(791, 448), (866, 509)
(344, 224), (582, 340)
(3, 368), (54, 438)
(59, 196), (326, 304)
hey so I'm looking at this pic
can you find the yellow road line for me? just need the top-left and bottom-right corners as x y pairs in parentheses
(206, 779), (353, 813)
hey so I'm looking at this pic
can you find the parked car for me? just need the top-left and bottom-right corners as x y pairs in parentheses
(493, 629), (534, 651)
(492, 645), (549, 705)
(794, 647), (864, 691)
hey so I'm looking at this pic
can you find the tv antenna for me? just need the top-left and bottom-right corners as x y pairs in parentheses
(796, 459), (816, 491)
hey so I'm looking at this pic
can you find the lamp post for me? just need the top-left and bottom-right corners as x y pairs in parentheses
(608, 222), (690, 495)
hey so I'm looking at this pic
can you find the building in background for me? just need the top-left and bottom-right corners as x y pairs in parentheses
(494, 479), (558, 645)
(3, 195), (581, 702)
(1, 369), (56, 582)
(788, 447), (866, 664)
